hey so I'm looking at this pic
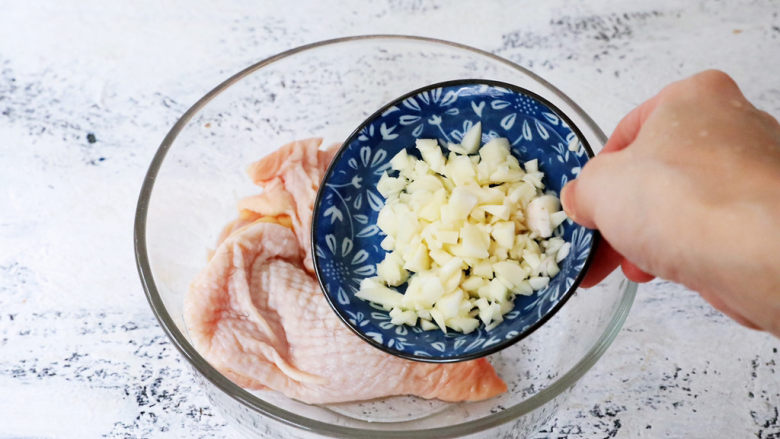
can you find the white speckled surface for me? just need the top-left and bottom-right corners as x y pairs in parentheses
(1, 1), (778, 437)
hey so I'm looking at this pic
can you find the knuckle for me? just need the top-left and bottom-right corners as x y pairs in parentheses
(757, 109), (780, 127)
(691, 69), (738, 90)
(661, 69), (739, 101)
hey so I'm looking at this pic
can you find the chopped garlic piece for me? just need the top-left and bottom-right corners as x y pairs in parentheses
(420, 319), (439, 331)
(460, 122), (482, 154)
(357, 136), (569, 334)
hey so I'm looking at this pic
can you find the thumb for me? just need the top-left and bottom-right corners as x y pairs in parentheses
(560, 152), (624, 230)
(561, 155), (657, 285)
(560, 178), (593, 229)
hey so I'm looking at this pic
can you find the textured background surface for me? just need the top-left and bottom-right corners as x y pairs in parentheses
(1, 1), (778, 437)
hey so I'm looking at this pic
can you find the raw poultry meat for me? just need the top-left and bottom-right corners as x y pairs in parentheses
(184, 138), (507, 404)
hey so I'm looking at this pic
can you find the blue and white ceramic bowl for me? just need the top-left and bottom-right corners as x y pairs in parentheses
(312, 79), (598, 362)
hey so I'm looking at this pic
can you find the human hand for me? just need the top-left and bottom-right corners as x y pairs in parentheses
(561, 70), (780, 336)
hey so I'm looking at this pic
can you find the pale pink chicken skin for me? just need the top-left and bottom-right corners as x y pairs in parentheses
(244, 138), (339, 273)
(216, 139), (336, 259)
(184, 138), (507, 404)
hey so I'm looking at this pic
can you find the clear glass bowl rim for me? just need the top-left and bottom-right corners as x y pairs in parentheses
(133, 34), (637, 438)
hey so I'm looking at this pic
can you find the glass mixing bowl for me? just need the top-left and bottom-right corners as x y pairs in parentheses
(134, 35), (636, 438)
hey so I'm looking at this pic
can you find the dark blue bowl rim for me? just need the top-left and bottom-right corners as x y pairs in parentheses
(311, 78), (600, 363)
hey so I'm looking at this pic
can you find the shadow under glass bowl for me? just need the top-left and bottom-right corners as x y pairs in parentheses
(135, 35), (636, 438)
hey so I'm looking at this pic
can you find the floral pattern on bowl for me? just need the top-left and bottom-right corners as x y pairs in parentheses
(312, 80), (598, 362)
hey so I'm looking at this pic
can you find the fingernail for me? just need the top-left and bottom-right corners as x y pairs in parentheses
(561, 180), (577, 221)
